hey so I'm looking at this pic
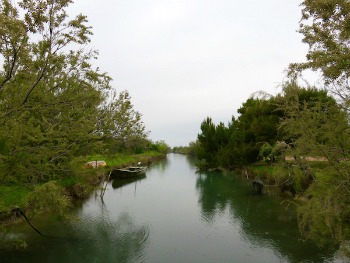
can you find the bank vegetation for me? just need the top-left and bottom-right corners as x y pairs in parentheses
(192, 0), (350, 251)
(0, 0), (168, 235)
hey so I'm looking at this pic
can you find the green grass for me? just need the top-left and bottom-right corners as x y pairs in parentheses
(57, 175), (81, 188)
(0, 185), (30, 212)
(84, 151), (165, 168)
(0, 151), (165, 217)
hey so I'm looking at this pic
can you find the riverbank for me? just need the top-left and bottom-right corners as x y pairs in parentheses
(235, 160), (332, 199)
(0, 151), (166, 224)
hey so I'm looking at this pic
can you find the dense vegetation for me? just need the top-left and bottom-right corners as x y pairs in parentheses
(194, 0), (350, 250)
(0, 0), (166, 221)
(172, 142), (197, 155)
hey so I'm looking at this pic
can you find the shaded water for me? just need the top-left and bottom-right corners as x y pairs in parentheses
(1, 154), (343, 262)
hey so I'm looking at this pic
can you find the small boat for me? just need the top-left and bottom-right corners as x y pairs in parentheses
(112, 166), (147, 178)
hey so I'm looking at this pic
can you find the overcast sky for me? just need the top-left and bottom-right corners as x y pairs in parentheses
(69, 0), (309, 147)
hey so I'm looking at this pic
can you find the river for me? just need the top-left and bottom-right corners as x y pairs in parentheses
(1, 154), (345, 262)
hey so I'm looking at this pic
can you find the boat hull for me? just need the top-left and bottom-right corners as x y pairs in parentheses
(111, 166), (147, 178)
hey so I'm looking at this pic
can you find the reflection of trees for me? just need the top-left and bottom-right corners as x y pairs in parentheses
(196, 171), (234, 223)
(1, 212), (150, 263)
(185, 155), (197, 168)
(148, 157), (168, 173)
(196, 171), (335, 263)
(63, 213), (150, 263)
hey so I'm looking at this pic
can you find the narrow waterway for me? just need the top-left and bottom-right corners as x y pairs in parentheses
(1, 154), (344, 262)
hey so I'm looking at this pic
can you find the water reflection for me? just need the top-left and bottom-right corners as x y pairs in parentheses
(1, 211), (150, 263)
(111, 175), (146, 189)
(66, 212), (150, 263)
(1, 154), (342, 263)
(196, 170), (336, 263)
(148, 157), (168, 172)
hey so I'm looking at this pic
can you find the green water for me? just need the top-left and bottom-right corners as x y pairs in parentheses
(1, 154), (343, 262)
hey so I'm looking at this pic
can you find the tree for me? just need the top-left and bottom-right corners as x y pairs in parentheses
(195, 96), (283, 169)
(196, 117), (218, 168)
(98, 90), (148, 153)
(286, 1), (350, 245)
(290, 0), (350, 108)
(278, 81), (350, 245)
(235, 97), (282, 162)
(0, 0), (111, 183)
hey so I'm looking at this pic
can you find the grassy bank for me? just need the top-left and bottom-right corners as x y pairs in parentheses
(240, 160), (335, 197)
(0, 151), (166, 221)
(85, 151), (165, 169)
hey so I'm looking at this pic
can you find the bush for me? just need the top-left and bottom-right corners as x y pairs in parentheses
(26, 181), (72, 217)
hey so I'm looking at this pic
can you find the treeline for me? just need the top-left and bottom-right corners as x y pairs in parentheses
(194, 0), (350, 250)
(195, 86), (338, 169)
(172, 142), (196, 155)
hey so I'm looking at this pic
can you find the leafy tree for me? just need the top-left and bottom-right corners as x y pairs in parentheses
(195, 96), (283, 169)
(173, 141), (198, 155)
(26, 181), (71, 217)
(196, 117), (219, 168)
(150, 140), (169, 154)
(223, 97), (282, 166)
(98, 90), (148, 153)
(237, 97), (281, 146)
(278, 81), (350, 244)
(0, 1), (150, 185)
(0, 0), (112, 184)
(286, 0), (350, 244)
(290, 0), (350, 108)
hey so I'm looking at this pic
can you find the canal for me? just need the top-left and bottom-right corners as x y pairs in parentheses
(1, 154), (343, 262)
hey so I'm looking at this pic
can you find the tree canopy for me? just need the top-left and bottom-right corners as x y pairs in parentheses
(0, 0), (148, 184)
(290, 0), (350, 108)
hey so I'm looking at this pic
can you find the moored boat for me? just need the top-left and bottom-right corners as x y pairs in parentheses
(112, 166), (147, 178)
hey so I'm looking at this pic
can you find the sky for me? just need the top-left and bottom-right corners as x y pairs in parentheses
(68, 0), (310, 147)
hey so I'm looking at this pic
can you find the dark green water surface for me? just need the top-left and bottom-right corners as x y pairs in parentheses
(1, 154), (344, 262)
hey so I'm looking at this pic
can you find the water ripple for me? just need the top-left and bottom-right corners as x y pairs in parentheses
(64, 213), (150, 263)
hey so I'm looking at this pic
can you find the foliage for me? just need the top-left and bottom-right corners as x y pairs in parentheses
(279, 82), (350, 180)
(194, 0), (350, 249)
(290, 0), (350, 110)
(0, 0), (149, 186)
(195, 97), (282, 169)
(285, 0), (350, 244)
(298, 174), (350, 247)
(196, 117), (220, 167)
(0, 0), (109, 184)
(26, 181), (71, 217)
(98, 90), (149, 154)
(258, 142), (273, 162)
(291, 0), (350, 80)
(277, 81), (350, 245)
(0, 185), (29, 214)
(246, 164), (290, 186)
(172, 141), (197, 155)
(149, 140), (169, 154)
